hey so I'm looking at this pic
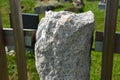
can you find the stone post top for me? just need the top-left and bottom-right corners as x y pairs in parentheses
(42, 10), (94, 24)
(45, 10), (94, 18)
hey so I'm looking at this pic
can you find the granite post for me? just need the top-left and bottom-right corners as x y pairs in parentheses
(35, 11), (94, 80)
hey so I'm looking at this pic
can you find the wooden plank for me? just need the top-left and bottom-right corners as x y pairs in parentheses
(9, 0), (28, 79)
(0, 13), (9, 80)
(101, 0), (119, 79)
(95, 31), (120, 53)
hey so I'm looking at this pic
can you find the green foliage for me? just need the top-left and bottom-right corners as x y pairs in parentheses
(0, 0), (10, 28)
(26, 53), (39, 80)
(112, 54), (120, 80)
(54, 2), (73, 11)
(0, 0), (36, 27)
(7, 53), (39, 80)
(21, 0), (36, 13)
(90, 51), (102, 80)
(7, 54), (18, 80)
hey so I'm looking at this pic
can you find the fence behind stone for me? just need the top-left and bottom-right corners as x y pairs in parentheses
(0, 0), (119, 80)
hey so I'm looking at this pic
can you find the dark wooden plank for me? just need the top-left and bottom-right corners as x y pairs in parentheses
(0, 13), (9, 80)
(9, 0), (28, 79)
(95, 31), (120, 53)
(101, 0), (119, 79)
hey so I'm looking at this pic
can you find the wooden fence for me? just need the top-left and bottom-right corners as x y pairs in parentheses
(0, 0), (119, 80)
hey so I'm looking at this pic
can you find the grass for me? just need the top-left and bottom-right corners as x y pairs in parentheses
(7, 52), (39, 80)
(1, 0), (120, 80)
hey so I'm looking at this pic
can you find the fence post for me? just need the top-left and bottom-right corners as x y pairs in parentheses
(0, 13), (9, 80)
(101, 0), (119, 80)
(9, 0), (28, 80)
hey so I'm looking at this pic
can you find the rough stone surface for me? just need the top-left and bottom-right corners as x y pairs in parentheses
(35, 11), (94, 80)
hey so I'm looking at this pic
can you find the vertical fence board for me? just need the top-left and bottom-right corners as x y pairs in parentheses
(0, 13), (9, 80)
(101, 0), (119, 80)
(9, 0), (28, 80)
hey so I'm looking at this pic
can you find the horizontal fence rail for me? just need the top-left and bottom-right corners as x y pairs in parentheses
(95, 31), (120, 53)
(4, 29), (120, 54)
(3, 28), (36, 51)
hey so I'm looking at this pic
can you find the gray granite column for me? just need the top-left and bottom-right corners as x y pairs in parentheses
(35, 11), (94, 80)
